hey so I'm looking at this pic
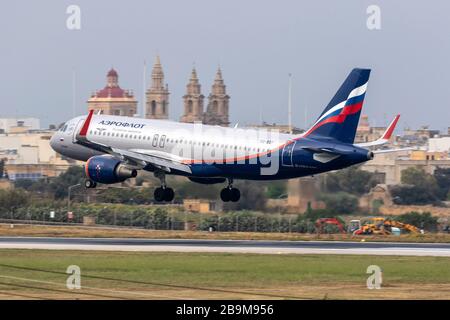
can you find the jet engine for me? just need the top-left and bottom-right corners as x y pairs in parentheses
(85, 155), (137, 184)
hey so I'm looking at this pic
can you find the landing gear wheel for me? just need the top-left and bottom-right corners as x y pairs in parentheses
(220, 188), (231, 202)
(163, 187), (174, 202)
(154, 187), (165, 202)
(230, 188), (240, 202)
(84, 179), (96, 189)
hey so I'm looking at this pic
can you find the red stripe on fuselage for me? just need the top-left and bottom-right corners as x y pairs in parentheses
(181, 101), (364, 165)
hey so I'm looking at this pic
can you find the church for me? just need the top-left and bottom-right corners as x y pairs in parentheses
(88, 56), (230, 127)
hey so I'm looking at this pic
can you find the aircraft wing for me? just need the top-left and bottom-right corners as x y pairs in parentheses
(75, 110), (192, 174)
(355, 114), (400, 148)
(111, 148), (192, 174)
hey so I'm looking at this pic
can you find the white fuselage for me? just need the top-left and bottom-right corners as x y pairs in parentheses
(51, 114), (295, 164)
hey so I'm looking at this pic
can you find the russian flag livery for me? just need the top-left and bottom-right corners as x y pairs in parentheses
(305, 68), (371, 144)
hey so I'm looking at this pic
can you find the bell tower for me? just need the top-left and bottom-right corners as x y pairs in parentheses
(204, 68), (230, 126)
(180, 68), (204, 123)
(145, 56), (169, 119)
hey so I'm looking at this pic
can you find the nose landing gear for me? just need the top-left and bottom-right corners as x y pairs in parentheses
(220, 178), (240, 202)
(84, 179), (97, 189)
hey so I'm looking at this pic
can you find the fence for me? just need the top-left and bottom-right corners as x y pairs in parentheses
(0, 207), (316, 233)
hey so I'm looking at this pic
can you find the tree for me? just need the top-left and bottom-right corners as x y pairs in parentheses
(14, 166), (85, 199)
(434, 167), (450, 200)
(390, 185), (437, 205)
(401, 167), (437, 188)
(223, 180), (267, 211)
(322, 166), (378, 195)
(0, 159), (5, 179)
(0, 189), (29, 216)
(391, 167), (440, 205)
(318, 192), (359, 215)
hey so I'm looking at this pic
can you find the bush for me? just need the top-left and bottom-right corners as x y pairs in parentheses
(265, 181), (287, 199)
(0, 189), (29, 215)
(397, 211), (438, 232)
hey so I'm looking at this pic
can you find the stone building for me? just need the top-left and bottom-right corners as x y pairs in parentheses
(359, 184), (393, 212)
(179, 67), (230, 126)
(287, 177), (325, 213)
(145, 56), (170, 119)
(203, 68), (230, 126)
(0, 130), (77, 180)
(87, 68), (137, 116)
(180, 68), (204, 123)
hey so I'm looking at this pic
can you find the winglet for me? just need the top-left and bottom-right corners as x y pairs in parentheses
(355, 114), (400, 148)
(79, 110), (94, 137)
(381, 114), (400, 140)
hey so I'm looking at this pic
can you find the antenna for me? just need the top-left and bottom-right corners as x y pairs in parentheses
(259, 106), (263, 125)
(304, 104), (308, 129)
(288, 73), (292, 134)
(72, 68), (76, 117)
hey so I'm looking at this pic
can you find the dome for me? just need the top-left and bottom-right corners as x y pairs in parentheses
(107, 68), (118, 77)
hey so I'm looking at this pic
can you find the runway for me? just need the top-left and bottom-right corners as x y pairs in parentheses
(0, 237), (450, 256)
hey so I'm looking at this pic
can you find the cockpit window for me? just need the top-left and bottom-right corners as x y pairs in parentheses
(58, 123), (66, 131)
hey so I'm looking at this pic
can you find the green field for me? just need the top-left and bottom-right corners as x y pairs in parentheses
(0, 249), (449, 299)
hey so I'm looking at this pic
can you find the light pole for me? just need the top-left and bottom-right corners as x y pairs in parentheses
(68, 184), (81, 215)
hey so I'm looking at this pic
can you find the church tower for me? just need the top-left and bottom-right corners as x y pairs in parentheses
(87, 68), (137, 116)
(180, 68), (204, 123)
(145, 56), (169, 119)
(204, 68), (230, 126)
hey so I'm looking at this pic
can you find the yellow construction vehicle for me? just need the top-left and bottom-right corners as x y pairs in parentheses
(383, 219), (423, 234)
(353, 217), (423, 235)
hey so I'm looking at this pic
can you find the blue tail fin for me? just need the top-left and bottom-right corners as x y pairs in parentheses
(305, 68), (371, 144)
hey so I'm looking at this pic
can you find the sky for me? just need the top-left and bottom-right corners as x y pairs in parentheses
(0, 0), (449, 132)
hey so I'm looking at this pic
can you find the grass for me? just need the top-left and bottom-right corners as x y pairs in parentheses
(0, 249), (449, 299)
(2, 223), (450, 243)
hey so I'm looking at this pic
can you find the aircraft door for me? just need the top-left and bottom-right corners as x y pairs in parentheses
(282, 140), (296, 166)
(72, 119), (84, 143)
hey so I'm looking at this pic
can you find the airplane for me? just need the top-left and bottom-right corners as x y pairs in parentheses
(50, 68), (401, 202)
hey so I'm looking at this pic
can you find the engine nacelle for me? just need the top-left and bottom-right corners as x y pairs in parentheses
(85, 155), (137, 184)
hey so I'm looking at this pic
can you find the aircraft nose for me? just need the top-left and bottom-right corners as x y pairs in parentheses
(50, 133), (62, 152)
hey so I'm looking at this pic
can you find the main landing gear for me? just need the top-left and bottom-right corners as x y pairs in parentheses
(220, 178), (240, 202)
(84, 179), (97, 189)
(153, 171), (174, 202)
